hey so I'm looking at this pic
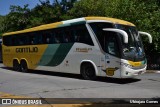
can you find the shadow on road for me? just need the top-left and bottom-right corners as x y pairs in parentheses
(1, 66), (141, 84)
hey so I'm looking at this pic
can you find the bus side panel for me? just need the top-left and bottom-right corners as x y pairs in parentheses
(2, 45), (13, 67)
(36, 43), (74, 72)
(2, 44), (48, 69)
(59, 43), (101, 75)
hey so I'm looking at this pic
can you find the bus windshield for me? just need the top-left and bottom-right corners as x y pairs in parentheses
(115, 24), (145, 61)
(89, 22), (145, 61)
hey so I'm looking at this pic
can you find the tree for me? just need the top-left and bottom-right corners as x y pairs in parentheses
(69, 0), (107, 18)
(3, 4), (30, 32)
(59, 0), (77, 20)
(0, 15), (5, 36)
(29, 0), (77, 27)
(29, 0), (55, 27)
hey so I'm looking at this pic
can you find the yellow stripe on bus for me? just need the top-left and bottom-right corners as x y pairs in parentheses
(3, 22), (63, 36)
(128, 60), (142, 67)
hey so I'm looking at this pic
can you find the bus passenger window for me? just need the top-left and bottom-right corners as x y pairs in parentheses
(12, 37), (18, 46)
(30, 36), (37, 45)
(49, 32), (55, 44)
(19, 38), (24, 45)
(54, 33), (60, 43)
(68, 31), (75, 43)
(72, 31), (79, 42)
(64, 31), (71, 43)
(46, 37), (50, 44)
(43, 31), (54, 44)
(64, 36), (69, 43)
(31, 38), (34, 44)
(18, 35), (28, 45)
(38, 35), (43, 44)
(74, 25), (94, 46)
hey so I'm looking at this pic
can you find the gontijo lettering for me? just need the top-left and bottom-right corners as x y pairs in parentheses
(16, 47), (38, 53)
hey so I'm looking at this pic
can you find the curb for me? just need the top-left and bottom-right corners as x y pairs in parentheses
(146, 70), (159, 73)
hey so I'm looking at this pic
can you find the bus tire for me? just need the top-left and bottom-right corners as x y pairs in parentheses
(13, 60), (20, 71)
(20, 60), (28, 73)
(81, 63), (96, 80)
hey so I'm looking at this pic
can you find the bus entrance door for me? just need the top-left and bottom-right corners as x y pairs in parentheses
(105, 54), (120, 77)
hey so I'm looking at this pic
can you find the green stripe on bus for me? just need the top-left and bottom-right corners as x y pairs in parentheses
(58, 23), (71, 27)
(70, 21), (86, 26)
(46, 43), (74, 66)
(57, 21), (86, 28)
(38, 44), (60, 65)
(39, 43), (74, 66)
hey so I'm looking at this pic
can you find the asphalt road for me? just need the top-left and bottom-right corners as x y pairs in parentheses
(0, 63), (160, 98)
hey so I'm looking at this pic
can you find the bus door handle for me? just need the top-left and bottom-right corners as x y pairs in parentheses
(107, 61), (110, 63)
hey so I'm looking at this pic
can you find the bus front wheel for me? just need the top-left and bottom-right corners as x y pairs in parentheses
(13, 60), (20, 71)
(81, 63), (96, 80)
(20, 60), (28, 73)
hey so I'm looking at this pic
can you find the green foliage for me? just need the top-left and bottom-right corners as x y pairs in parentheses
(29, 0), (57, 27)
(0, 0), (77, 31)
(0, 15), (5, 36)
(3, 4), (30, 32)
(29, 0), (77, 27)
(69, 0), (107, 17)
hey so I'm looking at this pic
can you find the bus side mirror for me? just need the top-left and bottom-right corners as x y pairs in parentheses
(138, 31), (152, 43)
(103, 28), (128, 43)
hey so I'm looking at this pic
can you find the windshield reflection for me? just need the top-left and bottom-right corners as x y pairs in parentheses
(115, 24), (145, 61)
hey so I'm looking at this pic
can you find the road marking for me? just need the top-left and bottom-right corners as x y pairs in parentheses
(0, 92), (27, 98)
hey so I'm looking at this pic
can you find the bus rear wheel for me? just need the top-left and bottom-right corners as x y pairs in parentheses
(81, 63), (96, 80)
(20, 60), (28, 73)
(13, 60), (20, 71)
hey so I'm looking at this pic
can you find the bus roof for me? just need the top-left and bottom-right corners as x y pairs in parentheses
(85, 17), (135, 26)
(3, 17), (135, 36)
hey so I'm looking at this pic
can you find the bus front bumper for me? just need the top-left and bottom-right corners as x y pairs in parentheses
(121, 65), (147, 78)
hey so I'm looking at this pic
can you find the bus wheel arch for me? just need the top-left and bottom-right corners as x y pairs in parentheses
(13, 59), (20, 71)
(20, 59), (28, 73)
(80, 60), (98, 80)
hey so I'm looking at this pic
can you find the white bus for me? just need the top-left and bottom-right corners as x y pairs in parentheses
(2, 17), (152, 79)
